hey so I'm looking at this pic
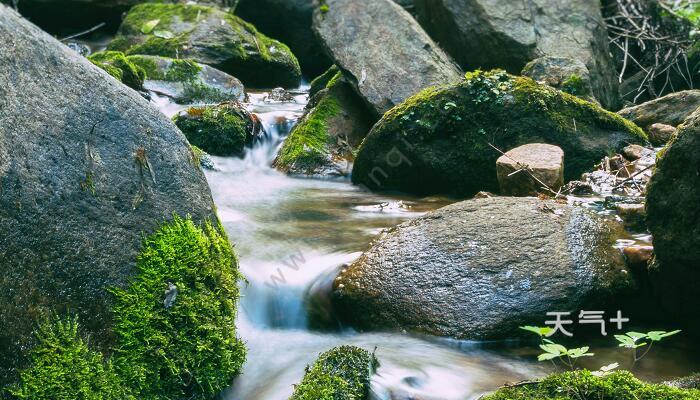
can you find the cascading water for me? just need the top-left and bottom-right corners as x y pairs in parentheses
(149, 86), (700, 400)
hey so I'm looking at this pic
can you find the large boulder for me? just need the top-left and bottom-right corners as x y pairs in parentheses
(312, 0), (462, 117)
(332, 197), (636, 339)
(235, 0), (332, 76)
(646, 108), (700, 322)
(108, 3), (302, 88)
(273, 71), (375, 176)
(618, 90), (700, 132)
(352, 70), (646, 197)
(414, 0), (620, 110)
(0, 6), (218, 385)
(128, 55), (247, 104)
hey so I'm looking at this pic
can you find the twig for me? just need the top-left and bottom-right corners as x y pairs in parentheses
(59, 22), (106, 42)
(612, 164), (654, 189)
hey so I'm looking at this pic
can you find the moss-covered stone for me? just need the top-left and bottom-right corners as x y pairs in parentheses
(309, 65), (340, 98)
(8, 315), (132, 400)
(108, 3), (302, 88)
(484, 370), (700, 400)
(290, 346), (378, 400)
(129, 55), (201, 82)
(273, 73), (375, 176)
(88, 50), (145, 91)
(7, 216), (246, 399)
(352, 70), (647, 197)
(174, 102), (259, 157)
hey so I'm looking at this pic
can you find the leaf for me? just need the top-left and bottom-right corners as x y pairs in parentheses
(626, 332), (647, 341)
(153, 30), (174, 39)
(615, 334), (636, 348)
(141, 19), (160, 34)
(520, 326), (554, 338)
(538, 353), (560, 361)
(647, 330), (681, 341)
(600, 363), (619, 372)
(567, 347), (594, 359)
(540, 343), (567, 356)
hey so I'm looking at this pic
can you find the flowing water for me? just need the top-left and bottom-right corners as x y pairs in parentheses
(150, 86), (700, 400)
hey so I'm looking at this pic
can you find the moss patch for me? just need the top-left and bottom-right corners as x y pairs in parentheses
(352, 70), (647, 197)
(174, 103), (253, 156)
(8, 216), (246, 400)
(88, 51), (146, 91)
(484, 370), (700, 400)
(290, 346), (377, 400)
(127, 55), (201, 82)
(309, 65), (340, 98)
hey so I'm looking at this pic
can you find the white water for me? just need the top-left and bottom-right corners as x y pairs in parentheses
(149, 86), (699, 400)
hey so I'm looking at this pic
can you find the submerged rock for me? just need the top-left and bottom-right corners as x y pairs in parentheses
(496, 143), (564, 196)
(414, 0), (620, 109)
(352, 70), (646, 197)
(235, 0), (332, 76)
(273, 71), (375, 176)
(332, 197), (636, 339)
(646, 107), (700, 322)
(88, 50), (146, 91)
(128, 55), (246, 104)
(0, 5), (217, 385)
(313, 0), (462, 116)
(174, 102), (262, 157)
(618, 90), (700, 132)
(108, 3), (301, 88)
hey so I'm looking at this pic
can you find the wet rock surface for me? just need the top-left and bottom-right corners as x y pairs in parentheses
(332, 197), (637, 340)
(496, 143), (564, 196)
(0, 5), (216, 384)
(313, 0), (462, 117)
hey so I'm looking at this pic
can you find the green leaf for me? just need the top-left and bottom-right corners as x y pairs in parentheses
(141, 19), (160, 34)
(540, 343), (567, 355)
(647, 330), (681, 341)
(537, 353), (559, 361)
(626, 332), (647, 341)
(567, 347), (594, 359)
(520, 326), (554, 337)
(153, 30), (174, 39)
(615, 334), (636, 348)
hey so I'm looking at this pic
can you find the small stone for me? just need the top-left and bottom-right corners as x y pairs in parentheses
(648, 123), (677, 147)
(264, 87), (295, 103)
(623, 245), (653, 268)
(622, 144), (646, 161)
(164, 282), (178, 309)
(474, 191), (496, 199)
(616, 203), (646, 230)
(562, 180), (594, 196)
(496, 143), (564, 196)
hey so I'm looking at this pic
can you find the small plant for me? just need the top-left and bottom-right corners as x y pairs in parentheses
(520, 326), (594, 371)
(464, 69), (513, 105)
(615, 330), (681, 366)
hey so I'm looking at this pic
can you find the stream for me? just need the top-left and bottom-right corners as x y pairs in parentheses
(151, 85), (700, 400)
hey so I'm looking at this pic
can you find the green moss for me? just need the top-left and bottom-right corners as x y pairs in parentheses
(560, 74), (587, 96)
(309, 65), (340, 98)
(174, 103), (252, 156)
(88, 51), (146, 91)
(8, 315), (132, 400)
(484, 370), (700, 400)
(290, 346), (377, 400)
(352, 70), (647, 197)
(109, 215), (245, 399)
(127, 55), (201, 82)
(275, 85), (341, 173)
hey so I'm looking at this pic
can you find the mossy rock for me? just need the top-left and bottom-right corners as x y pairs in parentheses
(127, 55), (246, 104)
(108, 3), (301, 88)
(273, 72), (375, 176)
(290, 346), (378, 400)
(646, 108), (700, 322)
(352, 70), (647, 197)
(174, 102), (261, 157)
(88, 50), (145, 91)
(483, 370), (700, 400)
(8, 216), (247, 399)
(308, 65), (340, 98)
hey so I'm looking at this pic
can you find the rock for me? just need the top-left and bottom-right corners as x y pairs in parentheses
(648, 123), (677, 147)
(312, 0), (462, 117)
(522, 56), (595, 102)
(127, 55), (246, 104)
(108, 3), (302, 88)
(332, 197), (636, 339)
(618, 90), (700, 132)
(623, 246), (654, 269)
(191, 145), (215, 171)
(264, 87), (295, 103)
(414, 0), (620, 110)
(290, 346), (377, 400)
(646, 107), (700, 321)
(66, 41), (91, 56)
(174, 102), (262, 157)
(0, 5), (217, 385)
(309, 64), (340, 98)
(352, 70), (646, 197)
(235, 0), (332, 76)
(88, 51), (146, 92)
(273, 71), (375, 176)
(496, 143), (564, 196)
(616, 203), (646, 230)
(664, 374), (700, 390)
(622, 144), (648, 161)
(562, 180), (594, 196)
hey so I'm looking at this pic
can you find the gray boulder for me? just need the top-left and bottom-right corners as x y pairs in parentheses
(0, 6), (215, 384)
(522, 56), (595, 102)
(332, 197), (636, 339)
(414, 0), (620, 110)
(618, 90), (700, 132)
(313, 0), (462, 117)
